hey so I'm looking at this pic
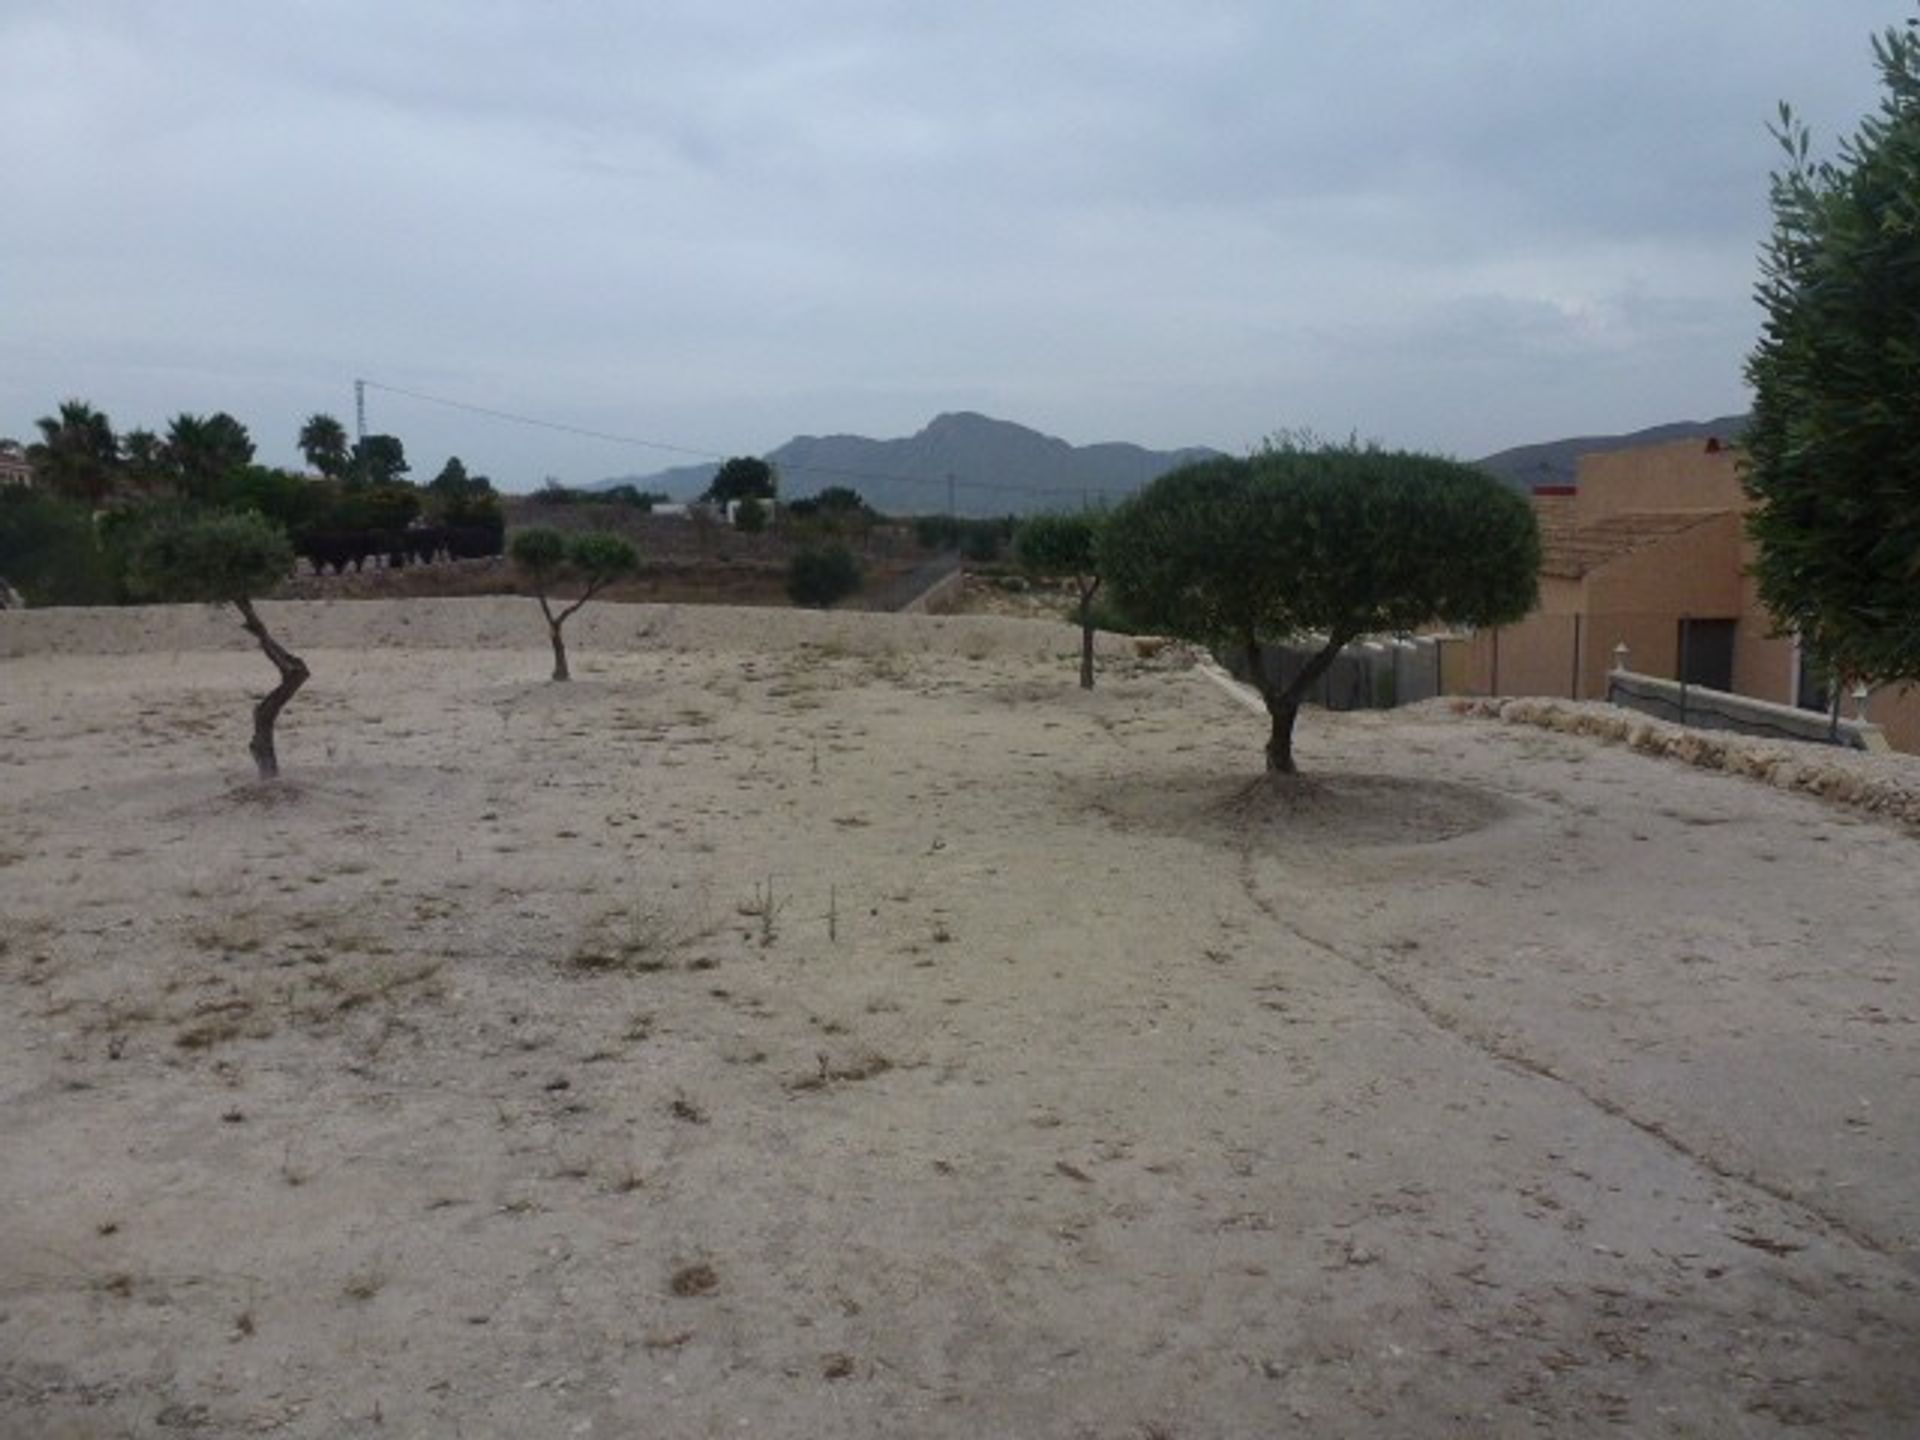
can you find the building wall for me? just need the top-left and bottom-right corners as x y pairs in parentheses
(1871, 686), (1920, 753)
(1579, 514), (1743, 696)
(1462, 438), (1920, 753)
(1573, 439), (1745, 524)
(1730, 537), (1796, 705)
(1463, 574), (1585, 697)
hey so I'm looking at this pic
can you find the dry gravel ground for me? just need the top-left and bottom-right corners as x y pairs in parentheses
(1, 599), (1916, 1439)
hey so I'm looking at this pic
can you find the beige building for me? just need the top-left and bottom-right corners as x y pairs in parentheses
(1466, 437), (1920, 754)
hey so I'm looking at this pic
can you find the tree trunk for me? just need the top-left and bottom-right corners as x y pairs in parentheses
(1252, 631), (1352, 778)
(1265, 698), (1301, 774)
(538, 594), (571, 681)
(234, 597), (309, 780)
(1077, 580), (1099, 690)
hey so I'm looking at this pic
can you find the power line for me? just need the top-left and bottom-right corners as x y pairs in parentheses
(357, 378), (1135, 502)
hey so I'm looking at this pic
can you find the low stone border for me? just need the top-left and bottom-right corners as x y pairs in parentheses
(1453, 695), (1920, 830)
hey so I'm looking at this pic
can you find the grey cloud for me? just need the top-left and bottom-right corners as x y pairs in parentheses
(1, 0), (1907, 481)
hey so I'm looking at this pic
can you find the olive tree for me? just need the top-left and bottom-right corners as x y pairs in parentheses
(1103, 445), (1539, 774)
(1744, 17), (1920, 687)
(1015, 511), (1104, 689)
(510, 527), (639, 681)
(126, 511), (307, 778)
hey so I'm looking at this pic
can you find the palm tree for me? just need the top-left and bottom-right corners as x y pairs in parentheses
(298, 413), (350, 479)
(165, 412), (254, 499)
(27, 400), (120, 509)
(120, 428), (168, 493)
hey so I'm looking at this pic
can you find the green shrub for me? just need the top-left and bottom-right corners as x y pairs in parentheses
(786, 544), (864, 608)
(0, 487), (118, 605)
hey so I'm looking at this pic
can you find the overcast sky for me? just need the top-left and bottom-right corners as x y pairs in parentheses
(2, 2), (1907, 488)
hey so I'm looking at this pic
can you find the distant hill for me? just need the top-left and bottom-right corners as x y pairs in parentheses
(590, 412), (1222, 517)
(1476, 414), (1750, 492)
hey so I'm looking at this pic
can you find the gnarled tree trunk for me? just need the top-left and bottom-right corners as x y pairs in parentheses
(539, 594), (572, 682)
(538, 589), (601, 683)
(1076, 576), (1101, 691)
(1246, 630), (1351, 776)
(234, 597), (309, 779)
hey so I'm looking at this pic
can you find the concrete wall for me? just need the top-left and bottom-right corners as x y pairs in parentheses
(1606, 670), (1888, 751)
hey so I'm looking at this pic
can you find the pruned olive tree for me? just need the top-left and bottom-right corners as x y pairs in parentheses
(1104, 444), (1539, 774)
(510, 527), (639, 681)
(126, 511), (307, 778)
(1015, 511), (1104, 689)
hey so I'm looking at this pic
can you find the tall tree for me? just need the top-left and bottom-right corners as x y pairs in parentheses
(509, 528), (639, 681)
(119, 429), (168, 493)
(27, 399), (120, 509)
(165, 412), (255, 498)
(1744, 15), (1920, 687)
(299, 413), (351, 479)
(429, 456), (473, 493)
(125, 511), (307, 778)
(351, 434), (408, 486)
(1103, 444), (1539, 774)
(704, 456), (777, 506)
(1016, 511), (1105, 690)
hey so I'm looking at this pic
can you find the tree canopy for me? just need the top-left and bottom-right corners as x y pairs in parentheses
(27, 400), (119, 509)
(1743, 16), (1920, 686)
(705, 456), (777, 506)
(165, 412), (256, 499)
(299, 414), (351, 479)
(125, 509), (295, 607)
(353, 434), (408, 486)
(1104, 443), (1539, 772)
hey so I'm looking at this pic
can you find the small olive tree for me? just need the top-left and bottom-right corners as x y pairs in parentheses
(1015, 511), (1104, 689)
(1104, 444), (1539, 774)
(510, 528), (639, 681)
(127, 511), (307, 778)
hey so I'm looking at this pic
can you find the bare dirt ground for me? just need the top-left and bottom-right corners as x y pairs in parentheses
(1, 598), (1915, 1439)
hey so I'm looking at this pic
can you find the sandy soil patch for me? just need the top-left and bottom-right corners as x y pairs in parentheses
(1, 599), (1915, 1438)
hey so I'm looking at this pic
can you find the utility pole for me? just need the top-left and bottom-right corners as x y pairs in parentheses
(353, 379), (368, 486)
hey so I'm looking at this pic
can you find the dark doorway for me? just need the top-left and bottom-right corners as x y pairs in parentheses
(1678, 618), (1736, 692)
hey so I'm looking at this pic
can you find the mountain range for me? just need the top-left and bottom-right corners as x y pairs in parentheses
(590, 411), (1221, 516)
(590, 410), (1755, 515)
